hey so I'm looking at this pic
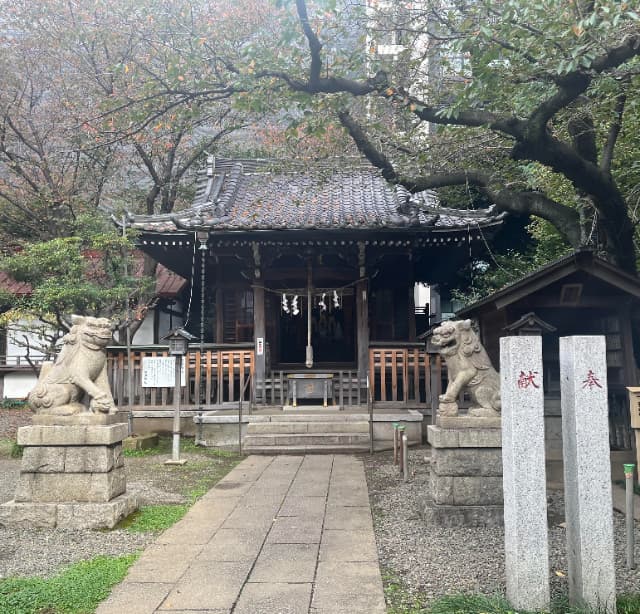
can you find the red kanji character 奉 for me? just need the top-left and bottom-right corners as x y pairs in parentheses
(582, 370), (603, 389)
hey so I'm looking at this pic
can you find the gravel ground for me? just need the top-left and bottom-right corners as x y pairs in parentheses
(0, 408), (31, 439)
(0, 405), (232, 580)
(0, 452), (194, 579)
(363, 446), (640, 605)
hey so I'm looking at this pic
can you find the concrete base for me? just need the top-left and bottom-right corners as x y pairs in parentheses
(197, 411), (423, 451)
(420, 499), (504, 528)
(124, 433), (159, 451)
(0, 492), (138, 529)
(164, 459), (188, 466)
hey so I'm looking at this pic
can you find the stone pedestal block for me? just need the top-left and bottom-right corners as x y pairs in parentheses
(15, 467), (126, 503)
(422, 425), (503, 527)
(431, 475), (503, 505)
(1, 420), (137, 529)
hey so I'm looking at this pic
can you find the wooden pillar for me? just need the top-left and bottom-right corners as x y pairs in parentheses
(254, 284), (265, 394)
(357, 242), (369, 383)
(408, 259), (416, 341)
(215, 262), (223, 343)
(253, 245), (266, 400)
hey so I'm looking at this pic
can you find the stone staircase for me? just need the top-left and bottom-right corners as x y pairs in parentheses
(243, 414), (371, 454)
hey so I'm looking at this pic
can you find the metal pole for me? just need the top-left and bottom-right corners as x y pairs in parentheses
(196, 411), (203, 446)
(122, 215), (134, 435)
(166, 354), (187, 465)
(367, 375), (373, 455)
(392, 422), (399, 465)
(199, 235), (207, 421)
(625, 463), (636, 570)
(397, 425), (406, 474)
(305, 259), (313, 368)
(402, 434), (409, 482)
(238, 396), (243, 456)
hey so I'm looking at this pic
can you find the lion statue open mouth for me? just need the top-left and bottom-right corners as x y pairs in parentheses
(28, 315), (116, 416)
(431, 319), (501, 418)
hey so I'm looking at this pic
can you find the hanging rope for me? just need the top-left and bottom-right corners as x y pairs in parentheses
(182, 233), (198, 328)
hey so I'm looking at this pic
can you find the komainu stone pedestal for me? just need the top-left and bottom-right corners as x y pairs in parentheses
(0, 415), (137, 529)
(422, 418), (503, 527)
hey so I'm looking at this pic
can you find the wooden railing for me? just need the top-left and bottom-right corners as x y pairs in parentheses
(369, 344), (442, 407)
(108, 343), (443, 410)
(0, 355), (47, 369)
(107, 345), (254, 409)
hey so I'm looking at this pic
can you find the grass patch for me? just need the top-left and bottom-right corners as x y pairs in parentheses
(384, 572), (429, 613)
(383, 571), (640, 614)
(119, 504), (189, 533)
(0, 553), (138, 614)
(0, 438), (23, 459)
(618, 594), (640, 614)
(123, 435), (239, 458)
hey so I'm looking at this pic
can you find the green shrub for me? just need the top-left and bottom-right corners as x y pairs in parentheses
(0, 398), (28, 409)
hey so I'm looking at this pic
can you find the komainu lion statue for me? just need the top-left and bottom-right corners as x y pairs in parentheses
(28, 315), (116, 415)
(431, 319), (501, 418)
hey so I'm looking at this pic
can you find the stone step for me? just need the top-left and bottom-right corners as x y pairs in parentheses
(245, 432), (370, 447)
(246, 421), (369, 435)
(243, 444), (371, 455)
(268, 413), (369, 422)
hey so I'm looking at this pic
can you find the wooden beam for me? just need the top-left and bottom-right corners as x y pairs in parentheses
(215, 262), (224, 343)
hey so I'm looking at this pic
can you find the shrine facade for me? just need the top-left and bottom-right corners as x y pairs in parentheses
(108, 158), (504, 416)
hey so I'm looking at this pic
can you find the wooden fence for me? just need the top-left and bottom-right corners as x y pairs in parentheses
(107, 345), (254, 408)
(369, 345), (441, 407)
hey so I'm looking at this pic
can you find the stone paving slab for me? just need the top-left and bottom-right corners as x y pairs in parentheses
(319, 529), (379, 562)
(96, 582), (173, 614)
(324, 505), (373, 531)
(235, 582), (312, 614)
(267, 515), (324, 543)
(278, 495), (326, 517)
(161, 560), (253, 610)
(249, 543), (319, 583)
(312, 560), (386, 614)
(97, 454), (386, 613)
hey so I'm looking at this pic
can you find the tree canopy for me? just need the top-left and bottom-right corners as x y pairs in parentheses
(236, 0), (640, 274)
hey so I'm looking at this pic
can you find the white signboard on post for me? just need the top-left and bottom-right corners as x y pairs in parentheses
(142, 357), (186, 388)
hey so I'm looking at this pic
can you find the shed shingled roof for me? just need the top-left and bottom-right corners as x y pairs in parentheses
(126, 159), (505, 234)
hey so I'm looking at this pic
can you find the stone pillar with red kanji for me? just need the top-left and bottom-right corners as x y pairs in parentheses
(500, 336), (550, 611)
(560, 336), (616, 613)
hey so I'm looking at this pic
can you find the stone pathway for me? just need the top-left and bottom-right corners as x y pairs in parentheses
(97, 455), (386, 614)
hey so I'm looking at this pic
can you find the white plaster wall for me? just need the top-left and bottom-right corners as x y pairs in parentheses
(4, 372), (38, 399)
(130, 303), (184, 345)
(157, 304), (183, 339)
(132, 312), (155, 345)
(6, 319), (50, 359)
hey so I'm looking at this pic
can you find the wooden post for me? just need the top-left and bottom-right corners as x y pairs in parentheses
(215, 288), (224, 343)
(356, 242), (369, 384)
(407, 280), (416, 341)
(253, 280), (267, 403)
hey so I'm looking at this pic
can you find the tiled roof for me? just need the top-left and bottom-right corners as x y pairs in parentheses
(154, 264), (187, 298)
(0, 271), (31, 297)
(126, 159), (504, 234)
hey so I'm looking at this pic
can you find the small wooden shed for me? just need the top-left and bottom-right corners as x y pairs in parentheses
(457, 249), (640, 450)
